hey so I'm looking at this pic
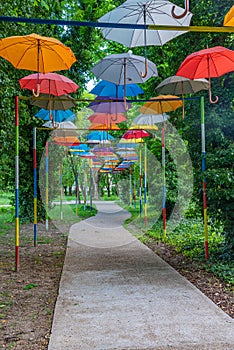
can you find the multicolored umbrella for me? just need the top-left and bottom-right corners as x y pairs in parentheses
(176, 46), (234, 103)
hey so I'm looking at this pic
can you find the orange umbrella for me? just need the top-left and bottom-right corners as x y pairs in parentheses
(89, 123), (120, 130)
(0, 33), (76, 95)
(140, 95), (183, 114)
(223, 6), (234, 26)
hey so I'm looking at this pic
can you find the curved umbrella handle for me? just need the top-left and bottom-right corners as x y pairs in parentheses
(208, 78), (219, 104)
(124, 97), (129, 111)
(209, 88), (219, 104)
(140, 58), (148, 78)
(172, 0), (189, 19)
(32, 83), (40, 97)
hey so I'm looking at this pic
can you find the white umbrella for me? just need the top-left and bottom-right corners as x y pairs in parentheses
(99, 0), (192, 48)
(91, 51), (158, 85)
(132, 113), (170, 125)
(43, 120), (77, 129)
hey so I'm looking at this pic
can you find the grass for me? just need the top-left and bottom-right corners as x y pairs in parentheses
(0, 191), (13, 206)
(0, 206), (14, 238)
(121, 202), (234, 287)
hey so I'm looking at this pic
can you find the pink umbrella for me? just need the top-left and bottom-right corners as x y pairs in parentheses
(88, 112), (127, 124)
(122, 129), (150, 139)
(19, 72), (79, 97)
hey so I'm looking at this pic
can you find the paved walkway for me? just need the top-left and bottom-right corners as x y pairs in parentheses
(48, 201), (234, 350)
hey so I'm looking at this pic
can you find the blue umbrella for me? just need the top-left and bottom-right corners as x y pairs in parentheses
(86, 131), (115, 143)
(70, 144), (90, 152)
(90, 80), (144, 98)
(35, 108), (75, 122)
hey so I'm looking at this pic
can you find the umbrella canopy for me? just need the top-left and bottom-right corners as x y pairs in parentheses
(70, 144), (90, 152)
(86, 130), (115, 143)
(88, 112), (127, 124)
(43, 120), (77, 129)
(19, 72), (79, 96)
(53, 136), (80, 146)
(91, 51), (158, 85)
(122, 129), (150, 139)
(132, 113), (170, 125)
(98, 0), (192, 48)
(30, 94), (76, 110)
(90, 80), (144, 97)
(140, 95), (183, 114)
(223, 5), (234, 26)
(88, 96), (131, 113)
(176, 46), (234, 103)
(35, 109), (75, 122)
(156, 75), (209, 95)
(0, 33), (76, 73)
(89, 123), (120, 130)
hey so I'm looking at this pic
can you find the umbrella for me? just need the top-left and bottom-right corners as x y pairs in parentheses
(98, 0), (192, 76)
(35, 109), (75, 122)
(30, 94), (76, 110)
(122, 129), (150, 139)
(223, 5), (234, 26)
(86, 130), (115, 144)
(0, 33), (76, 73)
(88, 112), (127, 124)
(43, 120), (77, 129)
(132, 113), (170, 125)
(88, 96), (131, 113)
(140, 95), (183, 114)
(176, 46), (234, 103)
(19, 72), (79, 97)
(91, 52), (158, 85)
(53, 136), (80, 146)
(156, 75), (209, 95)
(89, 123), (120, 130)
(156, 75), (209, 117)
(70, 144), (90, 152)
(90, 80), (144, 97)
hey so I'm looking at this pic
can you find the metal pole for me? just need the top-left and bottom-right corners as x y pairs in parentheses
(201, 96), (209, 260)
(60, 162), (63, 220)
(162, 124), (166, 238)
(15, 96), (19, 271)
(144, 142), (148, 225)
(45, 141), (49, 230)
(139, 146), (142, 215)
(33, 127), (37, 246)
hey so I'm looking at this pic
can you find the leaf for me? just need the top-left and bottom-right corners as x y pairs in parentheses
(23, 283), (38, 290)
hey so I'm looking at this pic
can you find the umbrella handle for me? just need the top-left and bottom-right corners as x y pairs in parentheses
(124, 97), (129, 111)
(32, 83), (40, 97)
(208, 79), (219, 104)
(172, 0), (189, 19)
(140, 59), (148, 78)
(209, 89), (219, 104)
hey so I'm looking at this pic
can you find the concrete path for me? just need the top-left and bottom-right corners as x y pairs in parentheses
(48, 201), (234, 350)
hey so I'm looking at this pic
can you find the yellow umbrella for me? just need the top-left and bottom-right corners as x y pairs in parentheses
(89, 123), (120, 130)
(129, 124), (158, 131)
(140, 95), (183, 114)
(224, 6), (234, 26)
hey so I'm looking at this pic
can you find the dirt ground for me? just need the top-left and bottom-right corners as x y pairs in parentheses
(0, 222), (233, 350)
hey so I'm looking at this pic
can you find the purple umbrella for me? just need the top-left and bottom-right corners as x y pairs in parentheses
(88, 96), (131, 114)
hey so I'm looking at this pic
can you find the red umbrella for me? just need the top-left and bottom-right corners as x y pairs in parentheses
(19, 72), (79, 97)
(88, 112), (127, 124)
(176, 46), (234, 103)
(122, 129), (150, 139)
